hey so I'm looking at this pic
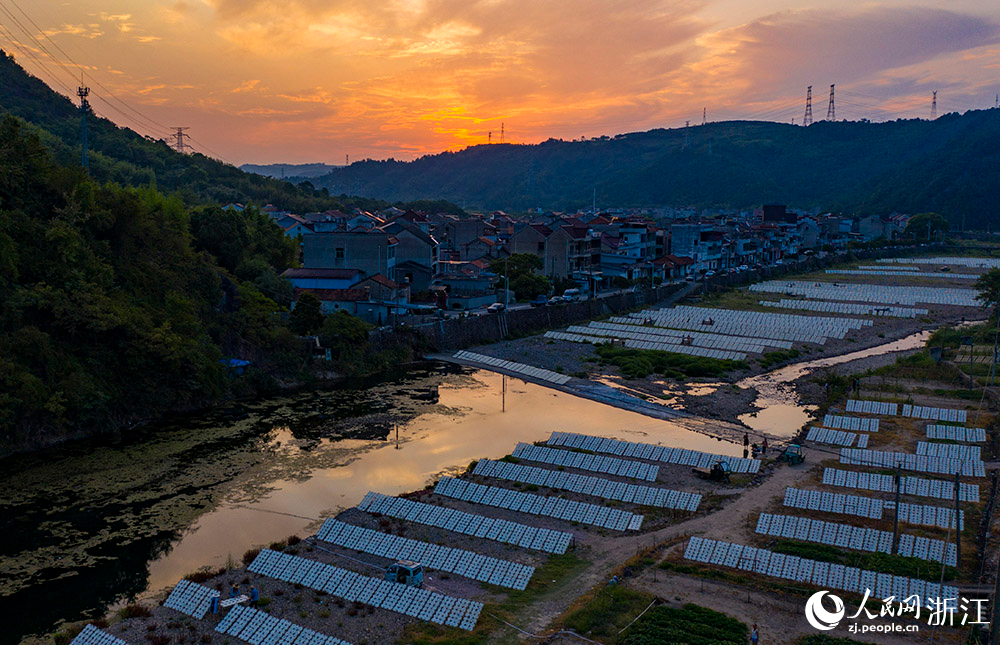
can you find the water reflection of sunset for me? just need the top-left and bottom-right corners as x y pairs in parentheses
(148, 369), (741, 591)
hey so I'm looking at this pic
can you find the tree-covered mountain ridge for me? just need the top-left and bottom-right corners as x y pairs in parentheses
(0, 53), (418, 455)
(308, 109), (1000, 227)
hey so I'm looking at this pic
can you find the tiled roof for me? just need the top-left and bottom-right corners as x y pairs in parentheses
(294, 288), (366, 302)
(283, 268), (361, 279)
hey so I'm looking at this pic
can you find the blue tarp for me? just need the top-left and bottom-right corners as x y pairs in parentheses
(219, 358), (252, 375)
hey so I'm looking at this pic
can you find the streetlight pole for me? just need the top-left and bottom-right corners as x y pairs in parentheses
(504, 256), (510, 309)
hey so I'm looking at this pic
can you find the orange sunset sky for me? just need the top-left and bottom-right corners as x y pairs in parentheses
(2, 0), (999, 164)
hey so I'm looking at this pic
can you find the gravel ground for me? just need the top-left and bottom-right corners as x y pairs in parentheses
(467, 289), (981, 433)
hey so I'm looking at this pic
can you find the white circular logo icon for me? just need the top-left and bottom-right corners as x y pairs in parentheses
(805, 591), (845, 631)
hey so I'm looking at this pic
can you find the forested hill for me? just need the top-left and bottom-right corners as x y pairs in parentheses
(0, 54), (422, 455)
(0, 50), (433, 215)
(310, 109), (1000, 227)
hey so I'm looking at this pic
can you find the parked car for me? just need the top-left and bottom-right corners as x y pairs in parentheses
(704, 270), (716, 277)
(529, 295), (548, 307)
(562, 288), (584, 302)
(684, 275), (695, 282)
(548, 296), (564, 305)
(486, 303), (506, 313)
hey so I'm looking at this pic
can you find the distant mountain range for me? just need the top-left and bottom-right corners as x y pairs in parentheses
(299, 110), (1000, 228)
(241, 162), (343, 179)
(6, 45), (997, 228)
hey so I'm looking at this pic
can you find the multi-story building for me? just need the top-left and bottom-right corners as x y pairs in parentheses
(302, 231), (398, 280)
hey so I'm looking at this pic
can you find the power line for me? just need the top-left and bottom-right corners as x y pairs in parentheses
(0, 0), (173, 137)
(0, 0), (240, 164)
(186, 134), (235, 165)
(0, 6), (169, 140)
(0, 16), (75, 97)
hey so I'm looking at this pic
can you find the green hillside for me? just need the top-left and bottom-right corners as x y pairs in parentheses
(311, 110), (1000, 226)
(0, 53), (425, 454)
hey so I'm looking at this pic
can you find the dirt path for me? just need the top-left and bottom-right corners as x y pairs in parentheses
(530, 453), (965, 644)
(512, 458), (815, 637)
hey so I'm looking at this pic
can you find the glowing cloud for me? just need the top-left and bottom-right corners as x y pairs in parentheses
(10, 0), (1000, 163)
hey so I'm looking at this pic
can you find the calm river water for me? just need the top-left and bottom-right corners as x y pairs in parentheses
(0, 363), (745, 643)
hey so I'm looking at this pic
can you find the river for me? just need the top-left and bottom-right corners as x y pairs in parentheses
(0, 362), (745, 643)
(735, 330), (932, 436)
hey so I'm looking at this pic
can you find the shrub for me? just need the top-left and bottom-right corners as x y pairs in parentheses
(183, 567), (226, 583)
(622, 604), (747, 644)
(772, 540), (956, 581)
(564, 586), (652, 637)
(242, 548), (261, 566)
(595, 345), (748, 379)
(118, 603), (152, 619)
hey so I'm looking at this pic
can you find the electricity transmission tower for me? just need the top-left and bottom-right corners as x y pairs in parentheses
(931, 91), (937, 120)
(77, 83), (90, 170)
(803, 86), (813, 126)
(171, 127), (191, 153)
(826, 84), (835, 120)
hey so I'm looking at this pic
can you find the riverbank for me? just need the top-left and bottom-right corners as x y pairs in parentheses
(445, 305), (978, 442)
(7, 364), (748, 644)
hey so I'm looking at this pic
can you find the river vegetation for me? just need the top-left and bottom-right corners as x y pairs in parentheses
(594, 345), (750, 379)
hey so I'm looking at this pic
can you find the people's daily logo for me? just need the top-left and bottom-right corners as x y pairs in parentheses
(805, 591), (845, 631)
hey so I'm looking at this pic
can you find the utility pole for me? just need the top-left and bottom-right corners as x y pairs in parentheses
(991, 557), (1000, 645)
(702, 107), (706, 125)
(931, 91), (937, 120)
(891, 464), (901, 554)
(990, 312), (999, 386)
(826, 84), (835, 120)
(803, 86), (813, 126)
(170, 127), (191, 153)
(503, 256), (509, 309)
(970, 341), (975, 388)
(77, 82), (90, 170)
